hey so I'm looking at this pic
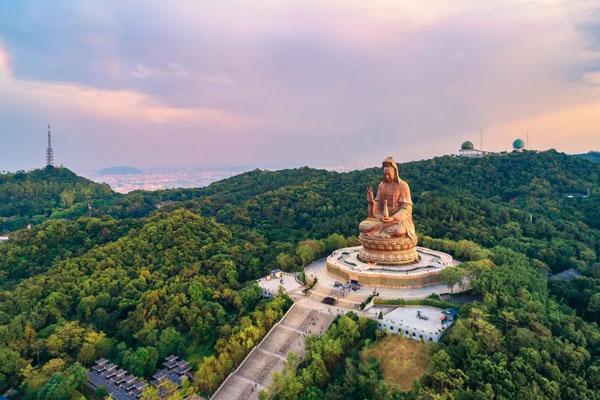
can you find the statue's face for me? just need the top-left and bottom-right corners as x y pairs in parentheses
(383, 166), (395, 182)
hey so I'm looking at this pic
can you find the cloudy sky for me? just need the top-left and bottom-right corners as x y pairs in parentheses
(1, 0), (599, 172)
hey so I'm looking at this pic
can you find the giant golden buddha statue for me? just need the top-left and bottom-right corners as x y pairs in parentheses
(358, 156), (419, 264)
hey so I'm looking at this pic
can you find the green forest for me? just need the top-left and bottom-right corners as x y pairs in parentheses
(1, 150), (599, 399)
(578, 152), (600, 164)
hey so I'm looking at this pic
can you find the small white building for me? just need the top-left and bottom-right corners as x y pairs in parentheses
(377, 306), (457, 342)
(0, 236), (8, 242)
(257, 272), (302, 298)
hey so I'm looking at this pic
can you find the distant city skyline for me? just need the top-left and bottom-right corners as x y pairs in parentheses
(85, 167), (252, 193)
(1, 1), (600, 172)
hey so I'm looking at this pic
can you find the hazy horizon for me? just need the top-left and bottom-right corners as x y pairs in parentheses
(1, 1), (600, 171)
(2, 147), (598, 178)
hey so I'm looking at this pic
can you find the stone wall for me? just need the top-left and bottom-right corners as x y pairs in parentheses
(326, 261), (444, 288)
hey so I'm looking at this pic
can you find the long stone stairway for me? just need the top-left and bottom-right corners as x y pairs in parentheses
(211, 304), (335, 400)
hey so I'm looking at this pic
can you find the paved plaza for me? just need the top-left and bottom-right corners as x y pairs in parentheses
(306, 257), (464, 300)
(329, 246), (454, 274)
(257, 273), (303, 298)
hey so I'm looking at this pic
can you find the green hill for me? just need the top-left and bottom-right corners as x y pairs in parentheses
(0, 209), (288, 396)
(1, 150), (600, 399)
(0, 217), (139, 288)
(577, 151), (600, 163)
(168, 151), (600, 273)
(0, 166), (114, 233)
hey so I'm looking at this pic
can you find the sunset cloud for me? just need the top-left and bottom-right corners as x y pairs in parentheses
(488, 100), (600, 153)
(0, 0), (599, 171)
(0, 41), (14, 79)
(583, 72), (600, 86)
(0, 44), (249, 126)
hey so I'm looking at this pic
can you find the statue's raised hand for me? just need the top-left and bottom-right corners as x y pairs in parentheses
(366, 187), (374, 203)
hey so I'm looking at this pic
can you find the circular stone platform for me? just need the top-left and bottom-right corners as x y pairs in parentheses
(326, 246), (456, 288)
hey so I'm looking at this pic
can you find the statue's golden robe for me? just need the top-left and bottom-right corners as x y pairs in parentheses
(358, 156), (419, 264)
(359, 170), (416, 239)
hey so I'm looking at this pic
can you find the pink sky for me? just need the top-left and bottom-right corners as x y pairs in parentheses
(0, 0), (599, 171)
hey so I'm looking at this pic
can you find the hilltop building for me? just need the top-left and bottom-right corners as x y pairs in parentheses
(512, 138), (525, 152)
(378, 306), (457, 342)
(458, 141), (491, 157)
(458, 137), (529, 157)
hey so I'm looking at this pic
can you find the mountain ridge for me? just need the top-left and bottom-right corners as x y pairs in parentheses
(98, 166), (144, 175)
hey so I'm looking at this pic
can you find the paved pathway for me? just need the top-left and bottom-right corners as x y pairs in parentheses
(211, 296), (335, 400)
(211, 256), (465, 399)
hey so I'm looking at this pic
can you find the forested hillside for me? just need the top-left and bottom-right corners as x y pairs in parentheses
(262, 242), (600, 400)
(0, 209), (290, 398)
(0, 167), (113, 233)
(0, 217), (139, 288)
(578, 151), (600, 163)
(174, 150), (600, 274)
(1, 150), (599, 399)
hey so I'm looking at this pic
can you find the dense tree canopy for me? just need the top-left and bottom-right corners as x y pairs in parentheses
(1, 150), (599, 398)
(578, 151), (600, 164)
(0, 167), (114, 233)
(0, 209), (286, 396)
(160, 150), (600, 274)
(0, 217), (137, 288)
(261, 241), (600, 400)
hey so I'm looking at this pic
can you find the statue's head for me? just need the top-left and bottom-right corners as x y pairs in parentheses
(382, 156), (400, 183)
